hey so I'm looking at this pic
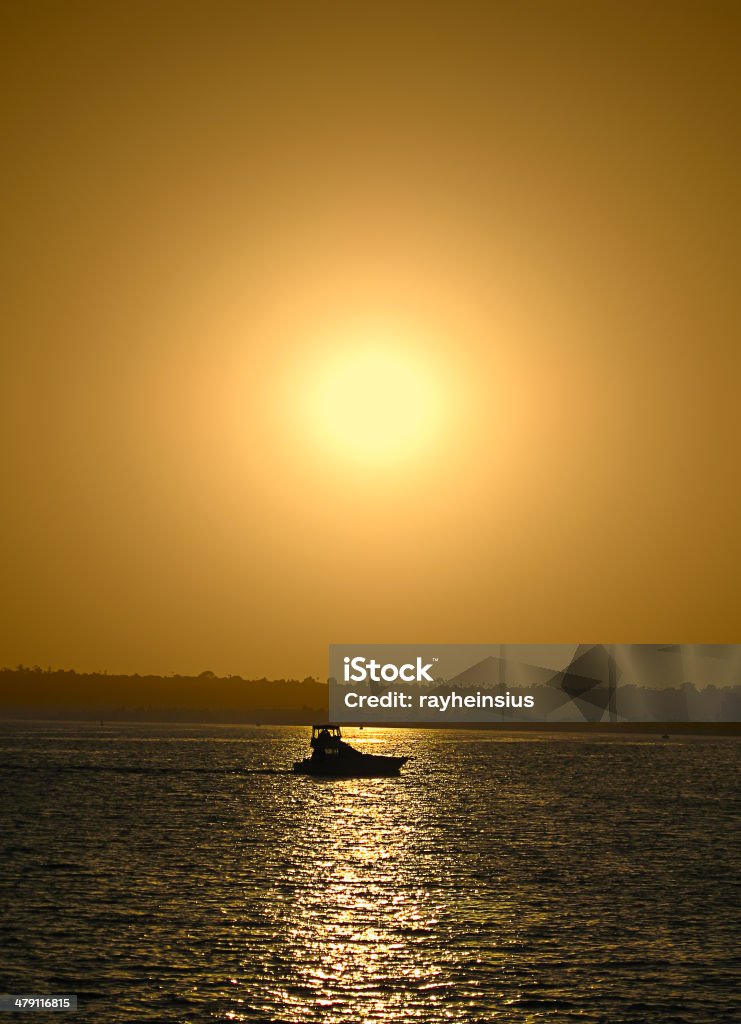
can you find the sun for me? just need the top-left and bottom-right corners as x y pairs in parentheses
(305, 339), (443, 465)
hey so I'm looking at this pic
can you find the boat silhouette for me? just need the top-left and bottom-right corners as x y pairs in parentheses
(293, 725), (409, 777)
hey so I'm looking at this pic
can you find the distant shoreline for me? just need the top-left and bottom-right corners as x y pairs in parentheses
(3, 667), (740, 726)
(0, 714), (738, 735)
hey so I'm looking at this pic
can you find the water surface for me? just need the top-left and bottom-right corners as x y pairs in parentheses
(1, 723), (738, 1022)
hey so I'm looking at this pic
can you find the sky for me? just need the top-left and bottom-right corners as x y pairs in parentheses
(1, 1), (740, 679)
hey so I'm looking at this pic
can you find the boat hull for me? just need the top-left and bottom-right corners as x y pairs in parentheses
(293, 754), (408, 777)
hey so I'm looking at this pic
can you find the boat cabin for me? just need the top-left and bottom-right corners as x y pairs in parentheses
(310, 724), (342, 754)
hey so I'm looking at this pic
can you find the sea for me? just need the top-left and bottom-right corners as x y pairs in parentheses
(0, 722), (738, 1023)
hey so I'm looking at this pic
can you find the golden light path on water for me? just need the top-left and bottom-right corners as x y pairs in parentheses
(235, 730), (526, 1022)
(282, 785), (433, 1015)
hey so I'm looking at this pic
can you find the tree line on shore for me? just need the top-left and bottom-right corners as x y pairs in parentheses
(0, 666), (327, 721)
(1, 666), (739, 723)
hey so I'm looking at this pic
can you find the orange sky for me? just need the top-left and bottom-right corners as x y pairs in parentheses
(2, 1), (740, 678)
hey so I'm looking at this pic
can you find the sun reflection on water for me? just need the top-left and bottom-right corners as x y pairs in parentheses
(236, 731), (522, 1023)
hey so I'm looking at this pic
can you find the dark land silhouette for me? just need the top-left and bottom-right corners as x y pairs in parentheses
(0, 666), (326, 723)
(1, 665), (739, 729)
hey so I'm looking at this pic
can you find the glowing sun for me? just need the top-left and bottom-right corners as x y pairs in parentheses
(305, 341), (443, 464)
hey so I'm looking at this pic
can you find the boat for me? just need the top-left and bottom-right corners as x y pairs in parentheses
(293, 724), (409, 777)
